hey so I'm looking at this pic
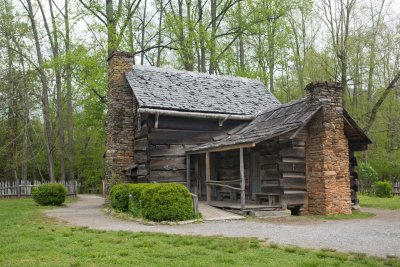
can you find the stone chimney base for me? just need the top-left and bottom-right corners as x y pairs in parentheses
(304, 81), (352, 215)
(104, 52), (136, 196)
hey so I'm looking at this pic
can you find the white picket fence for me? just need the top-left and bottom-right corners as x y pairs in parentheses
(0, 180), (78, 198)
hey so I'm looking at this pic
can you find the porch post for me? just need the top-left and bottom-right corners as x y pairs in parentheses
(195, 155), (199, 196)
(240, 148), (245, 212)
(206, 152), (211, 204)
(186, 154), (191, 191)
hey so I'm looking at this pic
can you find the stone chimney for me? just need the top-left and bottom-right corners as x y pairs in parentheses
(104, 51), (136, 196)
(305, 81), (351, 215)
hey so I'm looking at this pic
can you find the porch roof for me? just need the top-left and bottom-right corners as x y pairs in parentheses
(186, 98), (321, 154)
(186, 98), (372, 154)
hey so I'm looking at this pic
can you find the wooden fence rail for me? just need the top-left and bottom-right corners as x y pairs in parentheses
(0, 180), (78, 198)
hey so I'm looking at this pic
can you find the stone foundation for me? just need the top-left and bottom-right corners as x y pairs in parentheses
(305, 81), (351, 215)
(104, 52), (136, 196)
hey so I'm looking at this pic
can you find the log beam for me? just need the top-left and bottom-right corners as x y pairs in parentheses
(186, 154), (191, 191)
(206, 152), (211, 204)
(240, 148), (245, 212)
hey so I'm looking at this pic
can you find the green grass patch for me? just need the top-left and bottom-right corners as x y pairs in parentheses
(359, 194), (400, 210)
(315, 210), (375, 220)
(0, 198), (399, 266)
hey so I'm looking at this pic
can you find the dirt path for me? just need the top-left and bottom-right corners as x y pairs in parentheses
(45, 194), (400, 258)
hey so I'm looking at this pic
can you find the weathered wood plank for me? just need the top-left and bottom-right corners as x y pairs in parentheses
(292, 140), (306, 147)
(149, 156), (186, 171)
(218, 169), (250, 179)
(149, 128), (215, 145)
(149, 145), (186, 157)
(283, 190), (307, 205)
(279, 162), (306, 173)
(280, 147), (305, 158)
(260, 163), (278, 171)
(282, 157), (305, 163)
(155, 116), (235, 131)
(283, 177), (307, 190)
(206, 152), (211, 204)
(186, 155), (190, 190)
(261, 185), (283, 194)
(149, 170), (187, 181)
(260, 169), (280, 178)
(260, 155), (278, 165)
(134, 138), (148, 151)
(240, 148), (245, 211)
(261, 179), (280, 186)
(256, 141), (278, 151)
(282, 172), (306, 179)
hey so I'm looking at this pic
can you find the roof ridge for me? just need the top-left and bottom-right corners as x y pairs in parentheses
(131, 64), (264, 84)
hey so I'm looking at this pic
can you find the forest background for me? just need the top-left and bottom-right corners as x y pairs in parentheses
(0, 0), (399, 192)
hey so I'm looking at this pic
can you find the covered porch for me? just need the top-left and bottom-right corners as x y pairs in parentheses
(185, 141), (293, 215)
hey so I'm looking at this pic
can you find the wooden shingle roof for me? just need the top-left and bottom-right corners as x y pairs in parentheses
(187, 98), (321, 153)
(125, 65), (280, 115)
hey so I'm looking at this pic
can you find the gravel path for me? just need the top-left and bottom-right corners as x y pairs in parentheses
(45, 194), (400, 258)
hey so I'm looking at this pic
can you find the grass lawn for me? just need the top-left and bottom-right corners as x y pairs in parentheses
(359, 194), (400, 210)
(0, 199), (399, 267)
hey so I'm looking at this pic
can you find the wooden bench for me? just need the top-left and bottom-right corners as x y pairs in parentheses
(218, 190), (248, 201)
(218, 190), (238, 201)
(255, 193), (282, 206)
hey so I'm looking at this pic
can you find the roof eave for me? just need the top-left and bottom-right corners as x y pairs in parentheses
(138, 107), (255, 121)
(186, 142), (256, 155)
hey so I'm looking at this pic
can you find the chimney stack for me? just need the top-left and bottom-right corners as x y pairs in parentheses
(104, 51), (136, 196)
(304, 81), (351, 215)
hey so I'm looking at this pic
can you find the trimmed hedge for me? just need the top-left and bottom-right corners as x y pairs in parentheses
(128, 184), (157, 217)
(109, 184), (131, 211)
(32, 183), (67, 206)
(109, 183), (155, 212)
(109, 183), (195, 222)
(141, 183), (195, 222)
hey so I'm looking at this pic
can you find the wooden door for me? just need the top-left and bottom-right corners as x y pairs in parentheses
(250, 151), (261, 200)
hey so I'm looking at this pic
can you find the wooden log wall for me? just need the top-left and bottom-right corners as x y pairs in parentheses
(256, 139), (281, 195)
(136, 114), (244, 185)
(279, 129), (308, 209)
(132, 114), (150, 181)
(216, 150), (250, 197)
(217, 150), (250, 182)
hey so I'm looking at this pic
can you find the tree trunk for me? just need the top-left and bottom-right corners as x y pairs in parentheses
(267, 20), (276, 93)
(156, 0), (164, 67)
(48, 0), (66, 182)
(25, 0), (55, 181)
(238, 2), (245, 73)
(209, 0), (217, 74)
(106, 0), (118, 56)
(363, 71), (400, 133)
(140, 0), (147, 65)
(65, 0), (75, 181)
(198, 0), (206, 72)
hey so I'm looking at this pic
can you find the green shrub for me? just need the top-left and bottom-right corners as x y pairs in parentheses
(32, 183), (67, 206)
(128, 184), (157, 217)
(109, 184), (130, 211)
(141, 183), (195, 222)
(359, 162), (379, 183)
(110, 183), (156, 212)
(373, 181), (393, 198)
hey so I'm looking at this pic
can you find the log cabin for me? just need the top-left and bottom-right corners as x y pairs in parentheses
(104, 51), (371, 216)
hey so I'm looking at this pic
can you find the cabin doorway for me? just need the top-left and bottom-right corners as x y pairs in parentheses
(250, 151), (261, 200)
